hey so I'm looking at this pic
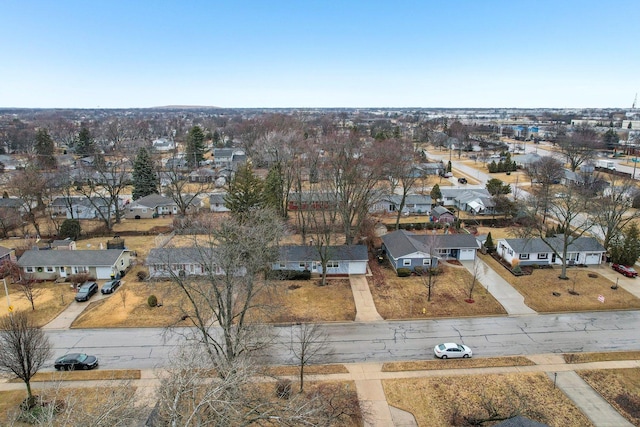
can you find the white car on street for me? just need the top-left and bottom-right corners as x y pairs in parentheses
(434, 342), (473, 359)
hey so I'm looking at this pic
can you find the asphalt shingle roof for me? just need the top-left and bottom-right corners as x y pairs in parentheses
(278, 245), (368, 261)
(18, 250), (126, 267)
(131, 194), (174, 208)
(502, 236), (605, 254)
(146, 247), (212, 265)
(382, 230), (479, 258)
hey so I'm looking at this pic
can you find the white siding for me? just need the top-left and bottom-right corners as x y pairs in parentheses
(458, 249), (476, 261)
(95, 267), (113, 279)
(348, 260), (367, 275)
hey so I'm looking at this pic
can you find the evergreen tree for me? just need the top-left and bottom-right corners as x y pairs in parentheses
(185, 125), (206, 167)
(34, 128), (57, 169)
(59, 219), (81, 241)
(76, 126), (95, 156)
(430, 184), (442, 205)
(224, 162), (264, 222)
(485, 232), (495, 252)
(610, 223), (640, 266)
(446, 160), (452, 173)
(486, 178), (511, 196)
(132, 147), (159, 200)
(264, 163), (286, 217)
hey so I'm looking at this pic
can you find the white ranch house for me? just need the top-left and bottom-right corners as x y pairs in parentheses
(496, 237), (606, 267)
(17, 249), (132, 280)
(272, 245), (368, 276)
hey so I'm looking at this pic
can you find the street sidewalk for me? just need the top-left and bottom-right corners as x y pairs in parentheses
(3, 356), (638, 427)
(461, 259), (536, 316)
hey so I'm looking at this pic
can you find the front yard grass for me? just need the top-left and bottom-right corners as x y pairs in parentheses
(383, 372), (592, 427)
(1, 282), (75, 327)
(382, 356), (535, 372)
(479, 254), (640, 312)
(369, 261), (507, 319)
(72, 274), (356, 328)
(578, 368), (640, 426)
(563, 351), (640, 364)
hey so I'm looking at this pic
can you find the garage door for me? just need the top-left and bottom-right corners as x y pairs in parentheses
(584, 253), (601, 265)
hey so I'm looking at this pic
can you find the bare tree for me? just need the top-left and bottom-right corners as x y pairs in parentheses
(161, 154), (210, 216)
(321, 134), (385, 244)
(165, 209), (285, 373)
(521, 186), (593, 279)
(17, 276), (42, 311)
(467, 258), (486, 300)
(384, 138), (421, 230)
(558, 124), (601, 172)
(592, 176), (640, 251)
(75, 157), (130, 231)
(8, 165), (49, 237)
(0, 311), (52, 401)
(526, 155), (565, 223)
(289, 323), (333, 393)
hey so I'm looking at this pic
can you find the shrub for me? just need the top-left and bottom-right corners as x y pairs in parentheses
(397, 268), (412, 277)
(267, 269), (311, 280)
(531, 263), (539, 269)
(147, 295), (158, 307)
(512, 265), (522, 274)
(413, 266), (424, 275)
(137, 270), (149, 281)
(275, 379), (292, 399)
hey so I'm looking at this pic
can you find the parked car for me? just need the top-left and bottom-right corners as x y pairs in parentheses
(75, 282), (98, 302)
(54, 353), (99, 371)
(612, 264), (638, 278)
(101, 279), (121, 294)
(434, 343), (473, 359)
(457, 177), (468, 184)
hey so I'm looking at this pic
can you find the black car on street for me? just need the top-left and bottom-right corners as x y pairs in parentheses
(54, 353), (99, 371)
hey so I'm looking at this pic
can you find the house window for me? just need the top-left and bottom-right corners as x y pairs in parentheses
(568, 253), (578, 261)
(142, 208), (147, 213)
(537, 253), (548, 260)
(423, 259), (431, 265)
(327, 261), (339, 268)
(45, 266), (54, 272)
(519, 254), (530, 260)
(279, 263), (286, 269)
(403, 259), (411, 266)
(299, 263), (306, 269)
(438, 249), (448, 256)
(26, 267), (34, 273)
(60, 267), (65, 273)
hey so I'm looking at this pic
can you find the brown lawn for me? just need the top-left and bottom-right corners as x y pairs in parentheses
(563, 351), (640, 364)
(1, 282), (75, 327)
(578, 368), (640, 426)
(382, 356), (535, 372)
(479, 254), (640, 312)
(10, 370), (141, 382)
(73, 274), (356, 328)
(71, 274), (191, 328)
(369, 261), (507, 319)
(75, 234), (160, 260)
(383, 373), (593, 427)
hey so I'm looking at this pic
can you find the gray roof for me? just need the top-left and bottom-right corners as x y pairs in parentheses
(0, 198), (24, 208)
(382, 194), (432, 205)
(146, 247), (212, 265)
(502, 236), (605, 254)
(278, 245), (368, 262)
(18, 249), (126, 267)
(213, 148), (234, 158)
(382, 230), (479, 258)
(0, 246), (13, 258)
(440, 188), (491, 199)
(131, 194), (174, 208)
(50, 239), (74, 247)
(209, 193), (227, 204)
(431, 206), (453, 217)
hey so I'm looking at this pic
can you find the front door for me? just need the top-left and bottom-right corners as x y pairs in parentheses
(551, 253), (556, 263)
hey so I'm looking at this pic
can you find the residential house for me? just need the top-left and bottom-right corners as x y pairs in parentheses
(431, 206), (455, 223)
(17, 249), (132, 280)
(213, 148), (235, 169)
(496, 237), (605, 267)
(152, 138), (176, 152)
(189, 168), (217, 183)
(50, 239), (76, 250)
(48, 196), (120, 220)
(371, 194), (432, 216)
(381, 230), (479, 273)
(287, 192), (339, 211)
(209, 193), (230, 212)
(512, 153), (542, 168)
(417, 162), (445, 176)
(273, 245), (368, 276)
(440, 188), (494, 214)
(0, 198), (26, 215)
(146, 247), (245, 278)
(125, 194), (184, 219)
(0, 246), (16, 264)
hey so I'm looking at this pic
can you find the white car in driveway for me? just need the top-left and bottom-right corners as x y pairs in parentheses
(434, 343), (473, 359)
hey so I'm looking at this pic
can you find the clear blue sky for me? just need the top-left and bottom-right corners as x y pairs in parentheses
(1, 0), (639, 109)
